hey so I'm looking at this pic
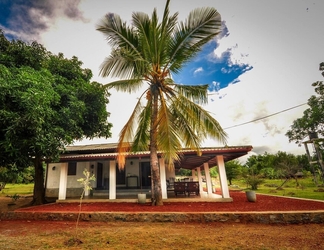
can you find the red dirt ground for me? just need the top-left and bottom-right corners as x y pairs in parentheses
(2, 191), (324, 249)
(15, 191), (324, 213)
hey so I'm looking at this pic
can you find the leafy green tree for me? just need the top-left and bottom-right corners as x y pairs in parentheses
(96, 0), (227, 205)
(244, 154), (269, 175)
(286, 62), (324, 144)
(286, 62), (324, 179)
(0, 166), (19, 190)
(0, 31), (112, 205)
(244, 154), (270, 190)
(244, 151), (310, 188)
(272, 151), (302, 188)
(209, 167), (218, 179)
(225, 160), (242, 185)
(178, 169), (192, 177)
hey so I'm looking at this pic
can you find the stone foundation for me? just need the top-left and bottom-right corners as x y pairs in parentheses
(45, 188), (83, 198)
(1, 211), (324, 224)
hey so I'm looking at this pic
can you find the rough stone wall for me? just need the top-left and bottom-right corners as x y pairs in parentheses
(45, 188), (83, 198)
(1, 211), (324, 224)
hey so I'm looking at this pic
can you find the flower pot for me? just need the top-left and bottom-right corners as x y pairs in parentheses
(138, 193), (147, 204)
(245, 191), (256, 202)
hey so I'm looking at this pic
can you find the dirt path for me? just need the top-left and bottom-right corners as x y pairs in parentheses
(0, 196), (33, 212)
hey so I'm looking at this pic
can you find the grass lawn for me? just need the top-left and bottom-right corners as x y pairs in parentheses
(231, 177), (324, 201)
(1, 177), (324, 201)
(0, 183), (34, 197)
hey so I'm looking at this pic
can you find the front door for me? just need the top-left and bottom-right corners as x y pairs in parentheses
(140, 162), (151, 189)
(116, 164), (126, 185)
(97, 163), (103, 189)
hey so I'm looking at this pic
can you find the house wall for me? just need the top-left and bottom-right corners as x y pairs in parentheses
(45, 159), (145, 198)
(46, 161), (97, 198)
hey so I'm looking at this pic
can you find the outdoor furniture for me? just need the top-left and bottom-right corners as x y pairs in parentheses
(126, 176), (138, 188)
(174, 181), (200, 196)
(174, 182), (186, 196)
(167, 177), (175, 190)
(186, 182), (199, 196)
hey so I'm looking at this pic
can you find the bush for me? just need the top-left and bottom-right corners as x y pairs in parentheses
(245, 175), (264, 190)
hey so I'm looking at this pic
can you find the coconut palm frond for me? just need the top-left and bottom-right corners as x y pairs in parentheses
(172, 95), (227, 145)
(157, 93), (182, 166)
(99, 52), (148, 79)
(96, 13), (140, 56)
(170, 104), (202, 149)
(104, 79), (144, 93)
(201, 109), (228, 144)
(132, 102), (151, 151)
(167, 7), (221, 73)
(116, 97), (145, 168)
(174, 84), (209, 104)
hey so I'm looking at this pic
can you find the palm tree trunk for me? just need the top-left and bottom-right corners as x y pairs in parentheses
(150, 88), (163, 206)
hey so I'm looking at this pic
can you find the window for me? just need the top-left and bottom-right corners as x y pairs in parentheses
(68, 162), (77, 175)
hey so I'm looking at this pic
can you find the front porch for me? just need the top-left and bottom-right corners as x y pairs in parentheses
(56, 187), (233, 203)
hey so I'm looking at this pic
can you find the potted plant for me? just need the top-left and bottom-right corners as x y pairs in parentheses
(138, 164), (146, 204)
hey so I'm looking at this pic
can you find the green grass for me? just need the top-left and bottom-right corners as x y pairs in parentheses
(0, 183), (34, 197)
(230, 177), (324, 201)
(2, 177), (324, 201)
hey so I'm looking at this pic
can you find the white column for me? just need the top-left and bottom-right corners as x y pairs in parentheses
(217, 155), (230, 198)
(197, 167), (203, 193)
(58, 162), (68, 200)
(191, 169), (197, 181)
(109, 160), (116, 199)
(159, 158), (167, 199)
(203, 162), (213, 194)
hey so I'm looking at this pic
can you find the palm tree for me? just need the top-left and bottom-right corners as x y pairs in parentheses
(96, 0), (227, 205)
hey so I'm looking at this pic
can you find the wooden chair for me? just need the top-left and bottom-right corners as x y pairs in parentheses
(168, 177), (175, 190)
(174, 182), (186, 196)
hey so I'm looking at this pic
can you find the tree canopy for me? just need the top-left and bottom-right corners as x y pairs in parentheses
(0, 30), (112, 204)
(286, 62), (324, 145)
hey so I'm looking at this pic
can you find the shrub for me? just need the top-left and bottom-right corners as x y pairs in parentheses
(245, 175), (264, 190)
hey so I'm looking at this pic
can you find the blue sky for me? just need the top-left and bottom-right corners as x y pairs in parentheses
(174, 23), (253, 92)
(1, 0), (324, 158)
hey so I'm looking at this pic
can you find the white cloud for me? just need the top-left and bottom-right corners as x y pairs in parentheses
(193, 67), (204, 75)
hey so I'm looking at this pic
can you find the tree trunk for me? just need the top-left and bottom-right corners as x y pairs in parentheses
(32, 156), (46, 205)
(150, 148), (163, 205)
(150, 87), (163, 206)
(277, 178), (289, 190)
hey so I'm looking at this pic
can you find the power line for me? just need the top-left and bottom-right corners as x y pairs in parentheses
(223, 103), (307, 130)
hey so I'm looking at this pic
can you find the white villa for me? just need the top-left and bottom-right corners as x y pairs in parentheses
(45, 143), (252, 201)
